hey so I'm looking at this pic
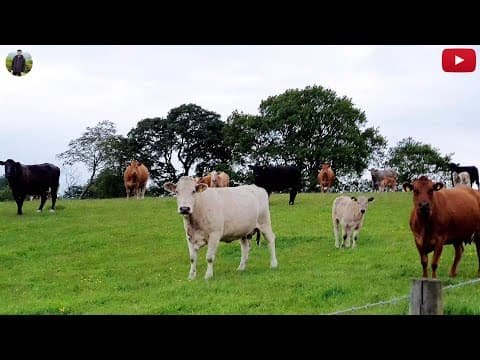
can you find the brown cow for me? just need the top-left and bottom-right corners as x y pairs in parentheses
(198, 171), (230, 188)
(403, 176), (480, 279)
(124, 161), (149, 199)
(317, 164), (335, 193)
(379, 176), (397, 192)
(211, 170), (230, 188)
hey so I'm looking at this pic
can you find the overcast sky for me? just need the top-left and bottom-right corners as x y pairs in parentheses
(1, 45), (479, 192)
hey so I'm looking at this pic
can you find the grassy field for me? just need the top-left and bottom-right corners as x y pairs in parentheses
(1, 192), (480, 315)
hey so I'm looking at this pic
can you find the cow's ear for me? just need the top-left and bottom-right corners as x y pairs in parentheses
(0, 161), (4, 165)
(403, 182), (413, 192)
(196, 183), (208, 193)
(163, 182), (177, 193)
(351, 196), (358, 202)
(433, 182), (444, 191)
(368, 197), (375, 202)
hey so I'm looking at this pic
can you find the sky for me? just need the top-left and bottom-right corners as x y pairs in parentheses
(1, 45), (479, 192)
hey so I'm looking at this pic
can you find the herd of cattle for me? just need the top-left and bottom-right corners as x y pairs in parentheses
(2, 158), (480, 281)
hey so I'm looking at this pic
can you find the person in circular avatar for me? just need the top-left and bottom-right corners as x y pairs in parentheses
(11, 49), (26, 76)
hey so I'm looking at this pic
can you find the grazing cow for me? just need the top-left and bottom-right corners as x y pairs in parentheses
(449, 163), (479, 188)
(124, 161), (149, 199)
(403, 176), (480, 278)
(317, 164), (335, 193)
(379, 176), (397, 192)
(164, 176), (278, 280)
(452, 171), (471, 187)
(332, 195), (375, 249)
(369, 168), (398, 192)
(249, 165), (302, 205)
(0, 159), (60, 215)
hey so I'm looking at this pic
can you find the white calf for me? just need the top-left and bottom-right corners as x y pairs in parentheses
(164, 176), (278, 280)
(453, 171), (471, 187)
(332, 196), (374, 249)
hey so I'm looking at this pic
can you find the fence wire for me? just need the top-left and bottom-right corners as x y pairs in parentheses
(324, 277), (480, 315)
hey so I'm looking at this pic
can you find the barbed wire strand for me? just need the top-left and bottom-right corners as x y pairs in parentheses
(324, 277), (480, 315)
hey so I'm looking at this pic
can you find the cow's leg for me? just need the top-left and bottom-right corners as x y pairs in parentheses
(187, 240), (198, 280)
(125, 186), (130, 199)
(344, 225), (352, 248)
(38, 192), (48, 212)
(258, 224), (278, 268)
(205, 232), (221, 279)
(141, 186), (146, 199)
(50, 186), (58, 212)
(352, 225), (360, 249)
(15, 194), (24, 215)
(289, 189), (297, 205)
(431, 240), (445, 279)
(238, 237), (251, 271)
(333, 218), (340, 248)
(449, 242), (464, 277)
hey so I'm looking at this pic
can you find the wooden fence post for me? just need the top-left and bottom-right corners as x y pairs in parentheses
(410, 278), (443, 315)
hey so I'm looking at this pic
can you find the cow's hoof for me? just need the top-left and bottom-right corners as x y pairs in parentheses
(49, 209), (55, 213)
(270, 260), (278, 268)
(36, 209), (42, 213)
(449, 272), (457, 278)
(237, 266), (246, 271)
(188, 272), (196, 280)
(204, 274), (213, 280)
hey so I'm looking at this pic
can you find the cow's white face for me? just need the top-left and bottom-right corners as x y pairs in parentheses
(164, 176), (207, 215)
(351, 196), (375, 215)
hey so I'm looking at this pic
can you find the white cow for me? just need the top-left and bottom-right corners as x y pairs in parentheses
(164, 176), (278, 280)
(332, 195), (375, 249)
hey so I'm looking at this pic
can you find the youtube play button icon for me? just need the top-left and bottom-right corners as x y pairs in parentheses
(442, 48), (476, 72)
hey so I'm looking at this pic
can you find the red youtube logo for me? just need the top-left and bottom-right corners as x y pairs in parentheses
(442, 48), (476, 72)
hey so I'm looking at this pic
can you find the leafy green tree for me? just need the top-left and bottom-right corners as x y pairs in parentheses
(127, 117), (177, 186)
(0, 176), (13, 201)
(225, 85), (387, 190)
(387, 137), (452, 184)
(57, 120), (118, 199)
(167, 104), (231, 176)
(89, 168), (125, 198)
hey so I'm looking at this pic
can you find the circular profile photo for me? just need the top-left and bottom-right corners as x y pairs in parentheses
(5, 49), (33, 77)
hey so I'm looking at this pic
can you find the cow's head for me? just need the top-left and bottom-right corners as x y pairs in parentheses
(1, 159), (21, 179)
(164, 176), (207, 215)
(351, 196), (375, 215)
(322, 163), (331, 170)
(403, 176), (443, 218)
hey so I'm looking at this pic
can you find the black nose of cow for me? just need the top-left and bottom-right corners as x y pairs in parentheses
(360, 209), (365, 214)
(179, 206), (191, 214)
(419, 202), (430, 214)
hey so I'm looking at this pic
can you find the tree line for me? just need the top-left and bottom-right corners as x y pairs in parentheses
(0, 85), (453, 200)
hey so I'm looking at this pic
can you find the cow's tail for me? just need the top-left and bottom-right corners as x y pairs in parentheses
(255, 228), (261, 246)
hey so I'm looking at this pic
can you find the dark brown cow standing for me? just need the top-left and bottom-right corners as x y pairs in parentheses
(124, 161), (149, 199)
(404, 176), (480, 279)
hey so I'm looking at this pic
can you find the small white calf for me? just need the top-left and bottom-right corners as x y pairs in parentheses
(164, 176), (278, 280)
(332, 195), (374, 249)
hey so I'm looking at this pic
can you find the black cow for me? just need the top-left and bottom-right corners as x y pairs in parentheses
(0, 159), (60, 215)
(249, 165), (301, 205)
(449, 162), (479, 189)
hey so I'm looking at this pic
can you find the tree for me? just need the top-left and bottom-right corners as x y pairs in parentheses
(225, 85), (387, 190)
(167, 104), (231, 176)
(57, 120), (118, 199)
(0, 176), (13, 201)
(387, 137), (453, 184)
(127, 117), (177, 186)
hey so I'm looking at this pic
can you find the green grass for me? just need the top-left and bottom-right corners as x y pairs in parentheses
(1, 192), (480, 315)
